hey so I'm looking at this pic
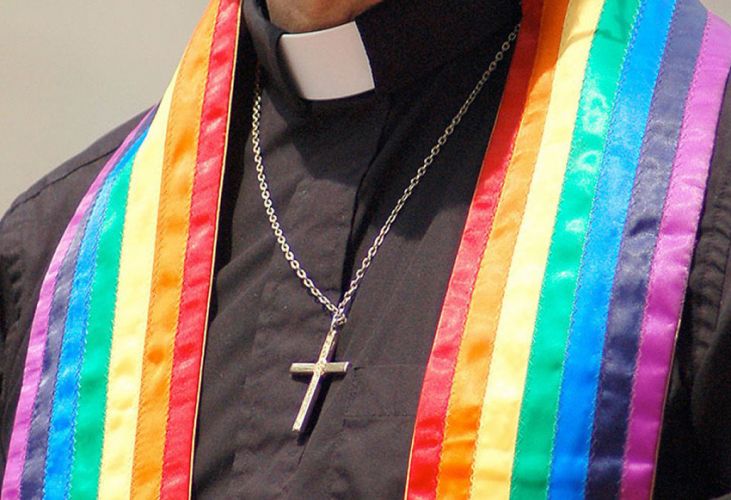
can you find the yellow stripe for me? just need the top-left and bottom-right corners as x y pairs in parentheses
(130, 1), (218, 496)
(435, 1), (570, 497)
(97, 74), (176, 500)
(470, 1), (604, 498)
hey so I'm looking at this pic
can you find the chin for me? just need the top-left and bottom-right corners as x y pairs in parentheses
(268, 0), (383, 32)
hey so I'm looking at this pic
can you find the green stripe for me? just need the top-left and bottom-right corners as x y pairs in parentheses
(509, 1), (642, 498)
(68, 155), (135, 499)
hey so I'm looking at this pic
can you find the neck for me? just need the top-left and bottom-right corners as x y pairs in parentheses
(265, 0), (382, 32)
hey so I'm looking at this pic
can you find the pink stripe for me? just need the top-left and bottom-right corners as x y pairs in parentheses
(1, 111), (153, 499)
(621, 14), (731, 500)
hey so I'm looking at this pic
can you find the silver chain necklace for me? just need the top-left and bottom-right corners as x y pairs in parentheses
(251, 24), (519, 434)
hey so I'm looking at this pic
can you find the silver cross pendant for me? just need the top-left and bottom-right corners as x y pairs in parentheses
(289, 321), (349, 434)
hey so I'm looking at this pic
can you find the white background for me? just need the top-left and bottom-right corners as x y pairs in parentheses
(1, 1), (730, 214)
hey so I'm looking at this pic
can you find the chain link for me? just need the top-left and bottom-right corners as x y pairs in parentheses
(251, 23), (519, 328)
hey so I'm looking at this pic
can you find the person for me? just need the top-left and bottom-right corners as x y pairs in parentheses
(0, 0), (730, 498)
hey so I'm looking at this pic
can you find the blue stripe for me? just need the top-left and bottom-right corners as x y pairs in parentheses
(584, 0), (707, 497)
(41, 134), (145, 499)
(548, 0), (684, 498)
(19, 208), (91, 499)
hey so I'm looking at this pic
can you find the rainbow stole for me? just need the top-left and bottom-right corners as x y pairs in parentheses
(406, 0), (731, 499)
(1, 0), (730, 499)
(2, 0), (240, 498)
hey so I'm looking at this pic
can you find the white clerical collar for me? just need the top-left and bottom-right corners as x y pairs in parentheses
(244, 0), (521, 102)
(278, 22), (375, 101)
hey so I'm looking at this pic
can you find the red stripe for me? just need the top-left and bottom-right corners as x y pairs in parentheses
(159, 0), (241, 497)
(405, 1), (542, 497)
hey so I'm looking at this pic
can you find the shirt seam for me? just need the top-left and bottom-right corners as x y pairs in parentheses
(4, 145), (120, 220)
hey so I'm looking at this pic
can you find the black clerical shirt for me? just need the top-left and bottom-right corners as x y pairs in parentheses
(1, 1), (730, 499)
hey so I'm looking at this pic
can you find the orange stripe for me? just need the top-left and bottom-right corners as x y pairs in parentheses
(130, 2), (219, 497)
(434, 0), (569, 496)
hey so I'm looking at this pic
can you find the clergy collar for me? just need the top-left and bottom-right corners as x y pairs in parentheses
(244, 0), (521, 101)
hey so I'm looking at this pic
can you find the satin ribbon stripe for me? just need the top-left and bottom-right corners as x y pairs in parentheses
(130, 0), (220, 497)
(23, 189), (107, 499)
(406, 0), (546, 496)
(20, 203), (90, 499)
(2, 1), (235, 497)
(406, 0), (728, 498)
(1, 0), (238, 496)
(621, 14), (731, 500)
(43, 134), (136, 500)
(469, 1), (605, 497)
(432, 0), (570, 497)
(32, 196), (103, 500)
(549, 0), (690, 496)
(160, 0), (240, 496)
(97, 83), (174, 499)
(21, 125), (147, 499)
(584, 8), (718, 500)
(510, 0), (643, 496)
(69, 131), (147, 499)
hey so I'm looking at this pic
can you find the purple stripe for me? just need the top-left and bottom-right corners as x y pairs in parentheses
(621, 14), (731, 500)
(1, 109), (155, 499)
(585, 2), (707, 492)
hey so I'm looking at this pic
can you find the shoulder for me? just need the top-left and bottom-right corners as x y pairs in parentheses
(0, 108), (146, 350)
(685, 71), (731, 364)
(3, 111), (146, 219)
(0, 110), (146, 261)
(659, 57), (731, 499)
(0, 109), (145, 304)
(0, 110), (148, 439)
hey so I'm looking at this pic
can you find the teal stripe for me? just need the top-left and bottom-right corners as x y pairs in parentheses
(509, 0), (643, 497)
(69, 129), (146, 499)
(19, 199), (95, 499)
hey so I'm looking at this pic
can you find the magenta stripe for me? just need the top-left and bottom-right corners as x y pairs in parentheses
(621, 14), (731, 500)
(1, 111), (154, 499)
